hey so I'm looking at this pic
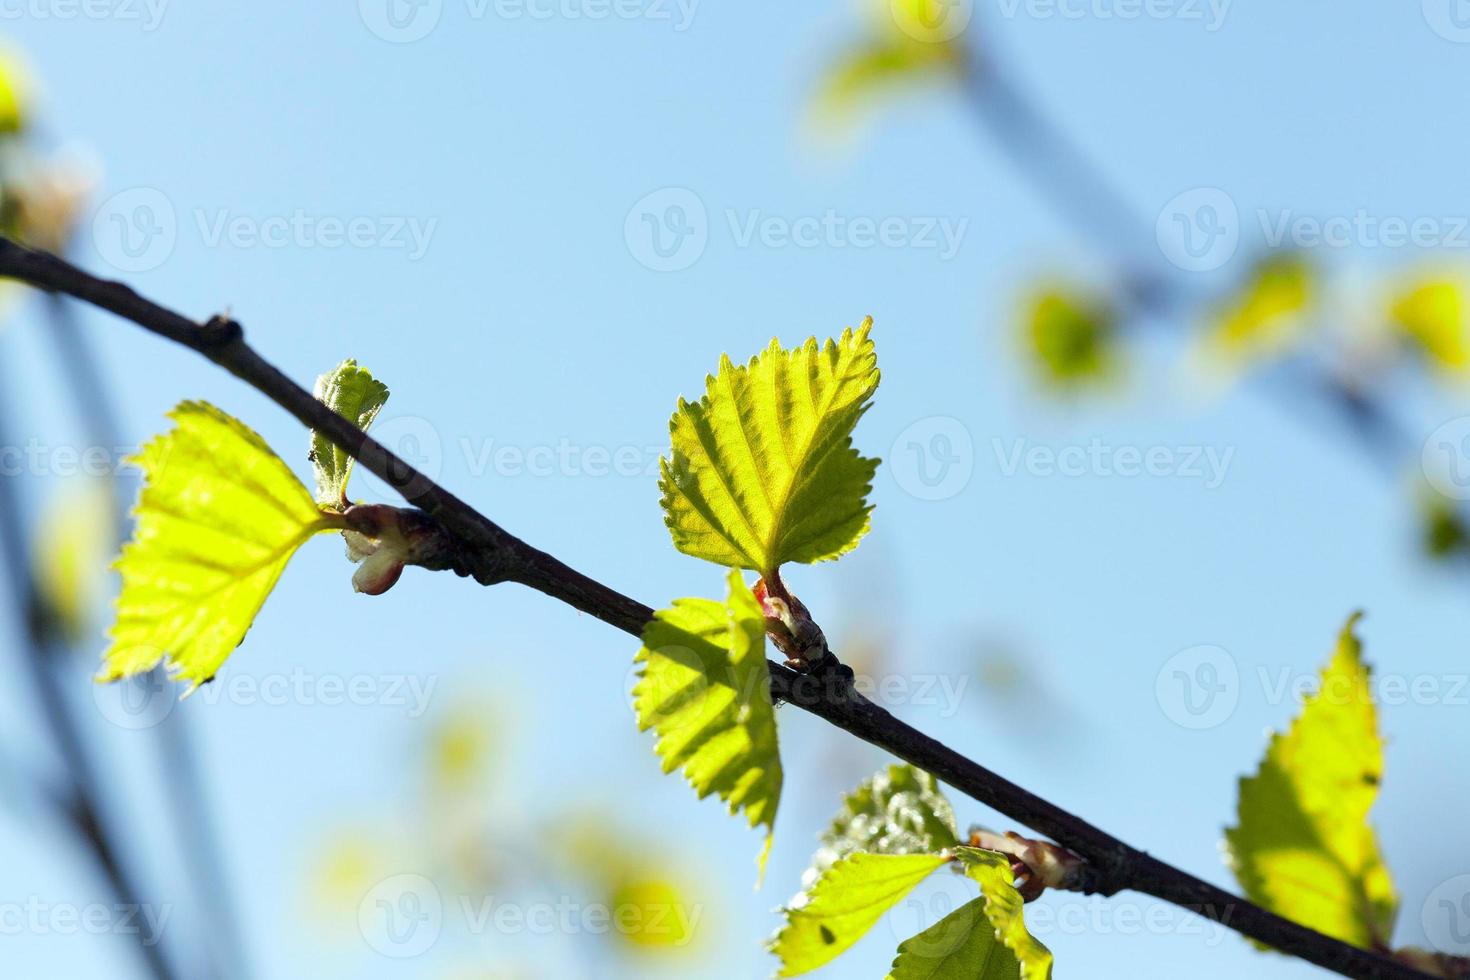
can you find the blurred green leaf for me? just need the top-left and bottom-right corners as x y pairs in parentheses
(632, 569), (782, 875)
(659, 320), (880, 575)
(1023, 286), (1117, 389)
(0, 48), (29, 135)
(1225, 613), (1398, 949)
(1202, 253), (1314, 370)
(1390, 275), (1470, 374)
(102, 401), (342, 690)
(607, 876), (698, 950)
(813, 0), (966, 127)
(1420, 494), (1468, 560)
(553, 817), (710, 956)
(428, 703), (497, 792)
(311, 358), (390, 509)
(772, 851), (948, 976)
(31, 478), (113, 645)
(816, 38), (964, 122)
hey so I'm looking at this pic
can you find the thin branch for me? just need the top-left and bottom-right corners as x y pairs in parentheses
(0, 236), (1436, 980)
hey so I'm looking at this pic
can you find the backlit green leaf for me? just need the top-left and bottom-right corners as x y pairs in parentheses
(952, 847), (1054, 979)
(1225, 613), (1398, 950)
(772, 851), (948, 976)
(101, 401), (343, 691)
(310, 359), (390, 508)
(887, 897), (1018, 980)
(818, 764), (960, 872)
(659, 319), (880, 575)
(632, 569), (782, 874)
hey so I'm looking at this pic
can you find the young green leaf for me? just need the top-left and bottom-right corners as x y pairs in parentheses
(772, 851), (948, 976)
(817, 764), (960, 872)
(1225, 613), (1398, 950)
(632, 568), (782, 874)
(101, 402), (344, 691)
(951, 847), (1054, 979)
(310, 358), (390, 508)
(886, 897), (1019, 980)
(659, 319), (880, 576)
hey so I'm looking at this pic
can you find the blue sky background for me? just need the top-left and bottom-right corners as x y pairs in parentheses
(2, 1), (1470, 977)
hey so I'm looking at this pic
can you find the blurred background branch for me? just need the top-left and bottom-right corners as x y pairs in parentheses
(0, 60), (246, 980)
